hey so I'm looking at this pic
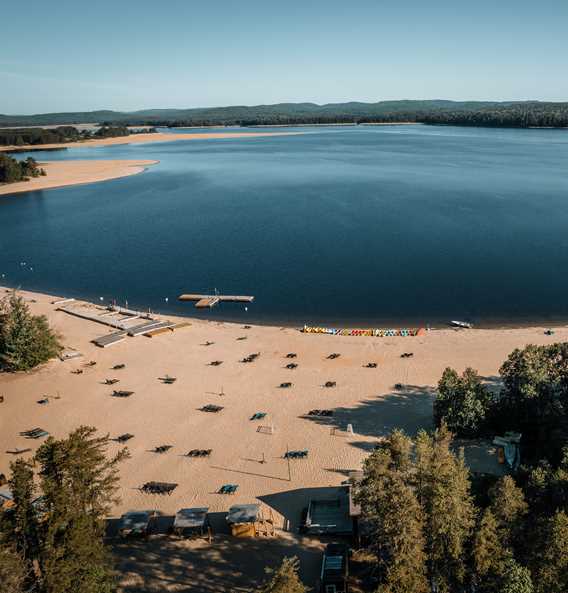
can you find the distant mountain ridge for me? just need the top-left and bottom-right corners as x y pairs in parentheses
(1, 100), (567, 128)
(0, 100), (553, 126)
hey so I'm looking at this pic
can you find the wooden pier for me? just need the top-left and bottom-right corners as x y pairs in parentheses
(178, 293), (254, 309)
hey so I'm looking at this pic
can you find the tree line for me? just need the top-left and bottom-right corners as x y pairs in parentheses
(354, 342), (568, 593)
(0, 155), (46, 184)
(0, 125), (154, 148)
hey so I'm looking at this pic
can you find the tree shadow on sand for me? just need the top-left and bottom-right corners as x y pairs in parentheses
(304, 384), (435, 442)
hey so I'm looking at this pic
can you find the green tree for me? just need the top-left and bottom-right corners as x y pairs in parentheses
(473, 509), (510, 593)
(534, 510), (568, 593)
(434, 367), (493, 436)
(500, 559), (534, 593)
(36, 426), (128, 593)
(489, 476), (528, 550)
(258, 557), (307, 593)
(356, 439), (429, 593)
(0, 541), (28, 593)
(415, 424), (476, 591)
(0, 292), (61, 371)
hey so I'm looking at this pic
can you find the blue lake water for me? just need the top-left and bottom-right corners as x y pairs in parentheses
(1, 125), (568, 327)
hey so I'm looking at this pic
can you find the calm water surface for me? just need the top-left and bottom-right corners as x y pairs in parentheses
(1, 125), (568, 327)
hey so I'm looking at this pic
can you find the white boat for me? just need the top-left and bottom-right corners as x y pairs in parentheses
(450, 320), (473, 329)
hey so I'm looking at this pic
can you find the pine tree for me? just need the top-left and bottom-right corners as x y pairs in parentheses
(0, 541), (28, 593)
(35, 426), (128, 593)
(356, 442), (429, 593)
(258, 557), (307, 593)
(416, 424), (476, 591)
(500, 559), (534, 593)
(473, 509), (510, 593)
(7, 458), (41, 585)
(535, 510), (568, 593)
(489, 476), (528, 550)
(0, 292), (61, 371)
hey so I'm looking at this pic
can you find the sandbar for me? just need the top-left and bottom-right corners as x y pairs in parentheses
(0, 159), (158, 196)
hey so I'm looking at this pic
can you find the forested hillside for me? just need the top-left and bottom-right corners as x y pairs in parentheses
(2, 100), (568, 129)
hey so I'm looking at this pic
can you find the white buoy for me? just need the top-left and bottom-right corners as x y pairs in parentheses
(99, 297), (104, 302)
(245, 306), (248, 312)
(165, 297), (169, 303)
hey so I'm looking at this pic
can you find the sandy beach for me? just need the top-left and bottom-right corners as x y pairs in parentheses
(2, 287), (566, 521)
(0, 130), (303, 153)
(0, 159), (158, 196)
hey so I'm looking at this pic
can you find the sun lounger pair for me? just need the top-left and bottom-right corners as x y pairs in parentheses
(218, 484), (239, 494)
(279, 382), (292, 389)
(364, 362), (378, 368)
(327, 353), (340, 360)
(240, 353), (260, 363)
(186, 449), (212, 457)
(71, 369), (84, 375)
(209, 360), (223, 366)
(324, 381), (336, 388)
(104, 378), (119, 385)
(285, 450), (309, 459)
(115, 433), (134, 443)
(20, 428), (49, 439)
(201, 404), (223, 413)
(141, 481), (177, 495)
(112, 364), (126, 370)
(112, 390), (134, 398)
(308, 409), (333, 417)
(159, 376), (176, 384)
(285, 363), (298, 369)
(250, 412), (267, 421)
(37, 398), (50, 405)
(285, 353), (297, 359)
(400, 352), (414, 358)
(153, 445), (173, 454)
(6, 448), (32, 455)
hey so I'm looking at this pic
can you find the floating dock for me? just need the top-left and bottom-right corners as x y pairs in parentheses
(178, 293), (254, 309)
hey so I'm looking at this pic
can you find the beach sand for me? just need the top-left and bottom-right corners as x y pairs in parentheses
(2, 287), (566, 590)
(1, 287), (566, 522)
(0, 130), (303, 153)
(0, 159), (158, 196)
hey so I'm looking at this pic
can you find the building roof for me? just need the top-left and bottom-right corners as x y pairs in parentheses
(174, 507), (209, 529)
(226, 504), (260, 524)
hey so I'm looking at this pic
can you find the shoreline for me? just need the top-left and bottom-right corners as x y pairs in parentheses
(2, 283), (568, 333)
(2, 284), (567, 524)
(0, 159), (158, 196)
(0, 130), (303, 153)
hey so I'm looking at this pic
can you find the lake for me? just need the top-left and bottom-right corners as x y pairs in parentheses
(1, 124), (568, 327)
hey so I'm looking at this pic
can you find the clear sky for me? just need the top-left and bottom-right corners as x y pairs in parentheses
(2, 0), (567, 114)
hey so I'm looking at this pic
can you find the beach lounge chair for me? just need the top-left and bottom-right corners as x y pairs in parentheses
(201, 404), (224, 413)
(400, 352), (414, 358)
(243, 325), (252, 329)
(112, 364), (126, 370)
(141, 481), (178, 495)
(324, 381), (337, 388)
(85, 361), (97, 367)
(250, 412), (267, 421)
(201, 341), (215, 346)
(6, 448), (32, 455)
(308, 409), (333, 417)
(236, 336), (248, 341)
(364, 362), (378, 368)
(209, 360), (223, 366)
(112, 390), (134, 398)
(159, 375), (177, 384)
(218, 484), (239, 495)
(71, 369), (84, 375)
(285, 353), (297, 359)
(285, 450), (309, 459)
(286, 363), (298, 369)
(115, 433), (134, 443)
(186, 449), (212, 457)
(37, 398), (50, 405)
(279, 382), (292, 389)
(104, 378), (119, 385)
(153, 445), (173, 454)
(327, 353), (340, 360)
(21, 429), (49, 439)
(394, 383), (404, 390)
(545, 329), (555, 335)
